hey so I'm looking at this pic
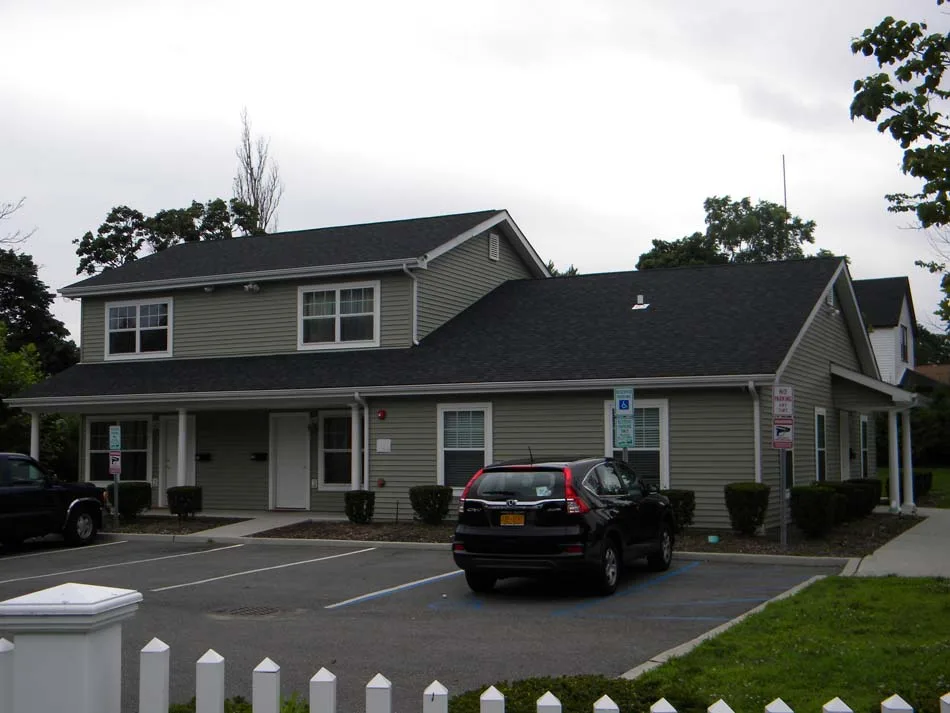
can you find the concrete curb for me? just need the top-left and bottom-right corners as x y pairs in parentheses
(839, 557), (863, 577)
(676, 550), (852, 568)
(620, 573), (827, 680)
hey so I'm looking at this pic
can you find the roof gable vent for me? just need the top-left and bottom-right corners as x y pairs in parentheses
(488, 233), (500, 262)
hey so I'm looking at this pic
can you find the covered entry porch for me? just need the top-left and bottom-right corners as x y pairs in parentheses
(831, 364), (919, 512)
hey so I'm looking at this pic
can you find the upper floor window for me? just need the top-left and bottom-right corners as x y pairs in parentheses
(105, 299), (172, 359)
(900, 324), (909, 363)
(298, 281), (380, 350)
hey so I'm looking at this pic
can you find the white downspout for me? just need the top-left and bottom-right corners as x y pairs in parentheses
(355, 392), (370, 490)
(748, 381), (762, 483)
(402, 263), (419, 346)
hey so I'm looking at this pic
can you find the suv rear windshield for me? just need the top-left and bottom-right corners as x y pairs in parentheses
(470, 469), (566, 501)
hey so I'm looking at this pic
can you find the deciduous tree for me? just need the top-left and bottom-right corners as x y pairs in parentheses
(233, 108), (283, 234)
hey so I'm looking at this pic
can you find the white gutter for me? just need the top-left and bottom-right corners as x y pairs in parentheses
(8, 373), (778, 409)
(60, 258), (424, 298)
(402, 263), (419, 346)
(748, 380), (762, 483)
(354, 392), (370, 490)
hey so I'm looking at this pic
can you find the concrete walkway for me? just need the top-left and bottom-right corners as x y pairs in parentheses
(855, 507), (950, 577)
(189, 510), (335, 537)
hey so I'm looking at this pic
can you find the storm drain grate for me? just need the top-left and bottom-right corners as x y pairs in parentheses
(218, 606), (280, 617)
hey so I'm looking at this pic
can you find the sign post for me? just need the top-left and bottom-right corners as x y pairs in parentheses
(613, 387), (634, 463)
(108, 425), (121, 526)
(771, 386), (794, 548)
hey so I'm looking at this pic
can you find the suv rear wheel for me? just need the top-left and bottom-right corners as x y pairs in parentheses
(647, 522), (673, 571)
(464, 570), (497, 593)
(595, 538), (621, 595)
(64, 506), (97, 546)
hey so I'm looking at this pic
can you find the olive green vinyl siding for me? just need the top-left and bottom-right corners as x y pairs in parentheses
(493, 393), (608, 460)
(416, 231), (534, 339)
(79, 275), (411, 362)
(193, 411), (269, 509)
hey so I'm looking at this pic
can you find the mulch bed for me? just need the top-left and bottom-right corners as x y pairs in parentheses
(101, 515), (247, 535)
(252, 512), (925, 557)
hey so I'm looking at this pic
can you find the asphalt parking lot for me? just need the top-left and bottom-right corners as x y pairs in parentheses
(0, 539), (842, 712)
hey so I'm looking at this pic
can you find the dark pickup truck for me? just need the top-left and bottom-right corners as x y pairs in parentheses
(0, 452), (107, 548)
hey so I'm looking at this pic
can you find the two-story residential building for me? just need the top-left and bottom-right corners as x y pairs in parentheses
(11, 210), (920, 526)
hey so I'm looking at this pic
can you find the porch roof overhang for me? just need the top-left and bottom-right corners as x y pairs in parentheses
(830, 364), (917, 411)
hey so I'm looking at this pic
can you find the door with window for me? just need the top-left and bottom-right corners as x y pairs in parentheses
(318, 412), (352, 490)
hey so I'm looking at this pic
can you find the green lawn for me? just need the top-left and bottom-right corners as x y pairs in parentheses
(449, 577), (950, 713)
(879, 467), (950, 508)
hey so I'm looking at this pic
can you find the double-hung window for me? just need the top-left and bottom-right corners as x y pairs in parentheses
(860, 415), (869, 478)
(105, 299), (172, 358)
(87, 419), (150, 481)
(299, 281), (379, 349)
(438, 404), (492, 490)
(604, 399), (669, 489)
(815, 408), (827, 481)
(900, 325), (909, 363)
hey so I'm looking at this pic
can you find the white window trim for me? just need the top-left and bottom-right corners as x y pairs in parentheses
(815, 407), (827, 481)
(104, 298), (174, 360)
(900, 324), (909, 364)
(84, 415), (154, 484)
(437, 402), (493, 494)
(297, 280), (381, 351)
(317, 410), (353, 491)
(860, 414), (870, 478)
(602, 399), (670, 490)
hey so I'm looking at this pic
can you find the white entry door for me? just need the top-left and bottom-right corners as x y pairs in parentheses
(270, 412), (311, 509)
(160, 416), (197, 507)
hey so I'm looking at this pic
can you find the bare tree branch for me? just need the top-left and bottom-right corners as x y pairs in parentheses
(0, 197), (36, 246)
(232, 108), (284, 234)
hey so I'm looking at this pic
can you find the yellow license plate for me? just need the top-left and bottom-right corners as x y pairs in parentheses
(500, 513), (525, 526)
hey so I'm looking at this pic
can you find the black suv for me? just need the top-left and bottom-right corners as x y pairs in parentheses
(0, 453), (107, 548)
(452, 457), (675, 595)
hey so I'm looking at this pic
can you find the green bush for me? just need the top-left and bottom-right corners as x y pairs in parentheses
(409, 485), (454, 524)
(660, 489), (695, 533)
(844, 478), (880, 517)
(166, 486), (203, 519)
(170, 692), (307, 712)
(723, 482), (770, 535)
(790, 485), (836, 537)
(817, 481), (863, 521)
(344, 490), (375, 524)
(105, 481), (152, 519)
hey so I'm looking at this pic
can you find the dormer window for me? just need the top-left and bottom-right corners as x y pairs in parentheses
(298, 281), (380, 350)
(900, 324), (908, 363)
(105, 298), (173, 359)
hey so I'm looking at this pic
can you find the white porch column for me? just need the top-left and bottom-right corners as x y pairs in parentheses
(29, 412), (40, 459)
(177, 408), (188, 487)
(350, 404), (362, 490)
(0, 583), (142, 713)
(901, 410), (915, 511)
(888, 410), (900, 512)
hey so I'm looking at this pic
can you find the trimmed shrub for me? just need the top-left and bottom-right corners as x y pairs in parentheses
(790, 485), (836, 537)
(409, 485), (454, 524)
(167, 486), (203, 519)
(723, 482), (770, 535)
(660, 489), (695, 533)
(817, 481), (864, 521)
(105, 481), (152, 520)
(844, 478), (880, 517)
(344, 490), (375, 524)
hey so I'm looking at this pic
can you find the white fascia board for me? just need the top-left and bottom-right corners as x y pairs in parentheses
(830, 363), (915, 403)
(840, 265), (882, 378)
(59, 258), (422, 298)
(421, 211), (551, 278)
(8, 372), (775, 410)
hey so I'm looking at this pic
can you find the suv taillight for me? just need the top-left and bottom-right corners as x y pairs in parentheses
(458, 468), (483, 513)
(563, 467), (589, 514)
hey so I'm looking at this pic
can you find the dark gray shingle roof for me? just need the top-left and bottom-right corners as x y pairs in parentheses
(64, 210), (502, 292)
(19, 257), (844, 400)
(852, 277), (913, 329)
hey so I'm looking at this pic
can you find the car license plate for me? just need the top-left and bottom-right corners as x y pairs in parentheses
(500, 512), (525, 526)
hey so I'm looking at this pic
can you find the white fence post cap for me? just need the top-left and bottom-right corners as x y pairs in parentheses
(312, 667), (336, 682)
(538, 691), (561, 710)
(197, 648), (224, 664)
(0, 638), (12, 653)
(141, 637), (169, 653)
(482, 686), (505, 701)
(367, 673), (391, 689)
(0, 582), (142, 631)
(652, 698), (677, 713)
(594, 695), (620, 713)
(881, 695), (913, 713)
(709, 700), (736, 713)
(765, 698), (794, 713)
(824, 698), (854, 713)
(425, 681), (449, 696)
(940, 693), (950, 713)
(255, 657), (280, 673)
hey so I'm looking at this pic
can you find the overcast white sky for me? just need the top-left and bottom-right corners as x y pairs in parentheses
(1, 0), (947, 341)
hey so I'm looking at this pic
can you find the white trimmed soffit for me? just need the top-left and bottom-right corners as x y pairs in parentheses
(775, 260), (879, 382)
(421, 210), (551, 278)
(9, 373), (776, 410)
(830, 363), (916, 404)
(59, 258), (425, 298)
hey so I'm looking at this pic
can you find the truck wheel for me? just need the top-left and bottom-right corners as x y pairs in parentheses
(647, 522), (673, 571)
(595, 538), (621, 595)
(464, 570), (497, 593)
(64, 507), (98, 546)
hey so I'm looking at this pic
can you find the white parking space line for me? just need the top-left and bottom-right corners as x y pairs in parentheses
(0, 540), (128, 561)
(150, 547), (377, 592)
(325, 570), (464, 610)
(0, 544), (244, 585)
